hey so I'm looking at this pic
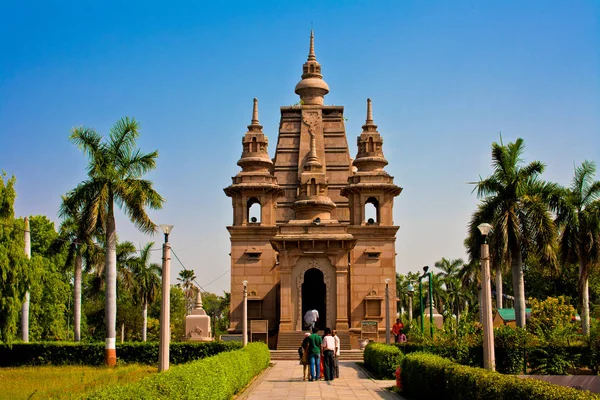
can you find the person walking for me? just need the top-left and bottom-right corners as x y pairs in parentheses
(306, 326), (322, 381)
(391, 318), (404, 343)
(322, 327), (336, 381)
(332, 329), (340, 378)
(300, 332), (310, 380)
(304, 309), (319, 329)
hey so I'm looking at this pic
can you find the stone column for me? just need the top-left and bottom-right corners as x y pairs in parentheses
(330, 253), (349, 330)
(279, 251), (296, 331)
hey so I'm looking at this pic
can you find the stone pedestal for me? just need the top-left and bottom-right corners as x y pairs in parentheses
(185, 292), (213, 341)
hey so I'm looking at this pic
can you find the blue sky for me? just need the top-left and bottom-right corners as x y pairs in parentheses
(1, 1), (598, 294)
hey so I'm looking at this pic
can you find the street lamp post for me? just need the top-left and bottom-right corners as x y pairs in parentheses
(419, 266), (433, 336)
(407, 282), (414, 322)
(242, 280), (248, 346)
(478, 222), (495, 371)
(385, 278), (391, 345)
(158, 224), (174, 372)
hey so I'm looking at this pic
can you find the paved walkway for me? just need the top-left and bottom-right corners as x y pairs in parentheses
(238, 360), (406, 400)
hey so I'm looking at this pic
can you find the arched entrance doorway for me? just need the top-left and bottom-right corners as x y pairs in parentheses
(302, 268), (326, 330)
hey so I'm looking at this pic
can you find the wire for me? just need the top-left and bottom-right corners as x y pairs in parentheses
(170, 247), (230, 294)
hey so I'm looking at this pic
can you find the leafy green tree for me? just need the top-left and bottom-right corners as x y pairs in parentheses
(64, 117), (164, 364)
(555, 160), (600, 335)
(472, 138), (558, 327)
(0, 173), (30, 344)
(202, 291), (230, 337)
(17, 215), (71, 341)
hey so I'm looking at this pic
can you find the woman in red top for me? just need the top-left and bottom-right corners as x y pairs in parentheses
(391, 318), (404, 343)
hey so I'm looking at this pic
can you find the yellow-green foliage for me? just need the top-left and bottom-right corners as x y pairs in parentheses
(0, 364), (155, 400)
(84, 342), (270, 400)
(400, 352), (598, 399)
(363, 342), (403, 379)
(528, 296), (576, 337)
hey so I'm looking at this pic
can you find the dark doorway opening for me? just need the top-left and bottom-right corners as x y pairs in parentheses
(302, 268), (326, 330)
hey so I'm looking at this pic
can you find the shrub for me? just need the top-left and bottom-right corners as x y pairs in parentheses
(400, 352), (597, 400)
(0, 341), (242, 367)
(83, 342), (270, 400)
(494, 325), (527, 374)
(363, 342), (403, 379)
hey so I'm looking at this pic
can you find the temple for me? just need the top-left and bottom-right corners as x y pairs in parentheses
(224, 31), (402, 349)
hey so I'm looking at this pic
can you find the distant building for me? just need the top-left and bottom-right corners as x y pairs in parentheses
(493, 308), (532, 327)
(224, 31), (402, 349)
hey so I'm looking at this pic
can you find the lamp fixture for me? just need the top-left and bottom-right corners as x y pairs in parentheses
(159, 224), (174, 243)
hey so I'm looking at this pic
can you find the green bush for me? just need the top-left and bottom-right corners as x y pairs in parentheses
(0, 341), (242, 366)
(494, 325), (527, 374)
(83, 342), (270, 400)
(363, 342), (403, 379)
(400, 352), (598, 400)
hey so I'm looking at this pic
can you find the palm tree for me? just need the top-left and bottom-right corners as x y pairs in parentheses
(472, 138), (558, 327)
(177, 269), (197, 314)
(55, 198), (99, 342)
(64, 117), (164, 365)
(127, 242), (161, 341)
(555, 160), (600, 335)
(435, 258), (464, 317)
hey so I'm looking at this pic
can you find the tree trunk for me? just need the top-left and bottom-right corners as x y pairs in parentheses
(511, 249), (526, 328)
(579, 259), (590, 336)
(21, 217), (31, 342)
(142, 300), (148, 342)
(74, 252), (82, 342)
(495, 263), (503, 309)
(105, 210), (117, 366)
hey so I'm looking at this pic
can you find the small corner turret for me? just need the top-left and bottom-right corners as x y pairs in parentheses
(224, 98), (283, 226)
(342, 98), (402, 226)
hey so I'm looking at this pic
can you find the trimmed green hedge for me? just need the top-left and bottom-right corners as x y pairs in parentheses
(83, 342), (270, 400)
(395, 342), (589, 375)
(400, 352), (598, 400)
(363, 342), (403, 379)
(0, 341), (242, 366)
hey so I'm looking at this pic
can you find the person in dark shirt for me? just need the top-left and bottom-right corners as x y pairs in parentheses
(300, 332), (310, 380)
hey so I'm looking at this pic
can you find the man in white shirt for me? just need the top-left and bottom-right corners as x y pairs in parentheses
(303, 309), (319, 329)
(322, 327), (336, 381)
(332, 329), (340, 378)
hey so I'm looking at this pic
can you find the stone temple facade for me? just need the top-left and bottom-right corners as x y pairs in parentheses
(224, 31), (402, 349)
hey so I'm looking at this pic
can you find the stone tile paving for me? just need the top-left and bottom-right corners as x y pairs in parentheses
(238, 360), (407, 400)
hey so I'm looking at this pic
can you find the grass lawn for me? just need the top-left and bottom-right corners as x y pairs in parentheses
(0, 364), (156, 399)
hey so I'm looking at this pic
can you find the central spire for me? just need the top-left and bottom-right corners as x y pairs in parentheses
(294, 30), (329, 105)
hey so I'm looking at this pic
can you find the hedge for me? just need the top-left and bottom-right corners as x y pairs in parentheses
(363, 342), (403, 379)
(400, 352), (598, 400)
(395, 343), (590, 375)
(0, 341), (242, 367)
(83, 342), (270, 400)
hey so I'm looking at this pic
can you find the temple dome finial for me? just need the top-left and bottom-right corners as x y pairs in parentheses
(294, 30), (329, 105)
(237, 98), (272, 171)
(362, 98), (378, 131)
(353, 98), (388, 172)
(249, 98), (261, 131)
(308, 29), (316, 61)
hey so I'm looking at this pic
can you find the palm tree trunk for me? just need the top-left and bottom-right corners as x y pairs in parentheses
(74, 252), (82, 342)
(495, 263), (503, 309)
(21, 217), (31, 342)
(579, 259), (590, 336)
(511, 250), (526, 328)
(142, 300), (148, 342)
(105, 211), (117, 366)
